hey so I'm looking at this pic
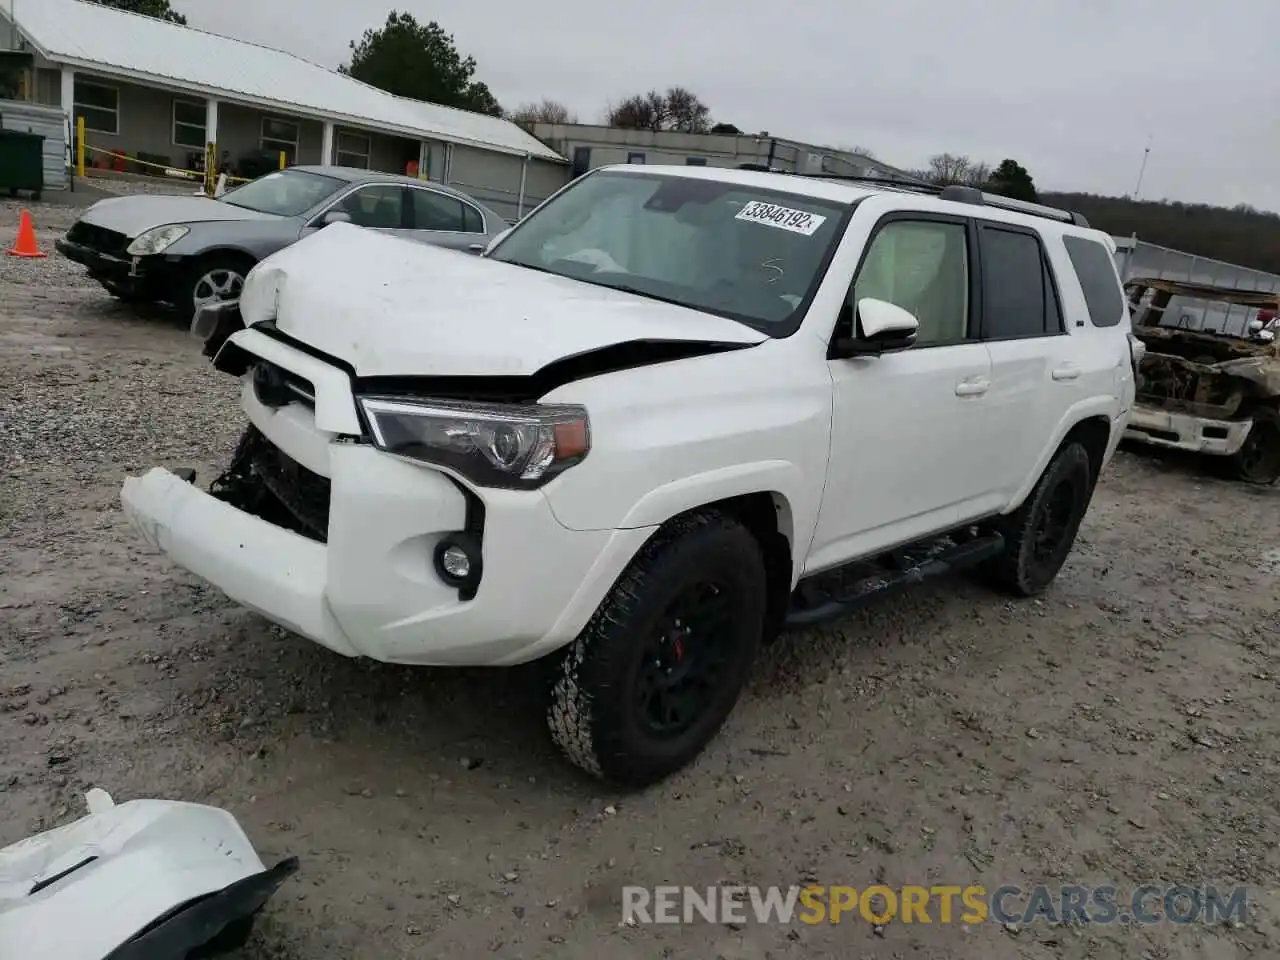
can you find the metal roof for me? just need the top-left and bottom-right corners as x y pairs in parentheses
(11, 0), (565, 162)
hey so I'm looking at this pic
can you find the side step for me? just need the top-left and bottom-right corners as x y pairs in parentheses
(784, 531), (1005, 628)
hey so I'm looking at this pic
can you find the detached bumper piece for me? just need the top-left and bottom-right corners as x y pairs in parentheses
(0, 787), (298, 960)
(105, 857), (300, 960)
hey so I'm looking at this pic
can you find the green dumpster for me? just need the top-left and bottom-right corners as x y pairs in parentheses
(0, 129), (45, 201)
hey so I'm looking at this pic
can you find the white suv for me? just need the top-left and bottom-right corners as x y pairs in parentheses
(121, 165), (1136, 787)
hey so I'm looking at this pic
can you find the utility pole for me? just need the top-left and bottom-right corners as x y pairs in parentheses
(1133, 136), (1152, 200)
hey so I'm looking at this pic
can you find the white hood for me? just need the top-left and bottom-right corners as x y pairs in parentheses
(238, 222), (765, 378)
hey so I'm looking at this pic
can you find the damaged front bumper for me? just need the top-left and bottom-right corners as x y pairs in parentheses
(1122, 403), (1253, 455)
(0, 787), (296, 960)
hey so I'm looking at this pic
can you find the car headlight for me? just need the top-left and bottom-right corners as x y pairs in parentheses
(359, 397), (590, 489)
(126, 224), (190, 256)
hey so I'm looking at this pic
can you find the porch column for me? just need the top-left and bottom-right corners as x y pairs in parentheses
(60, 67), (75, 123)
(61, 67), (76, 176)
(321, 121), (335, 166)
(205, 97), (219, 149)
(417, 140), (428, 178)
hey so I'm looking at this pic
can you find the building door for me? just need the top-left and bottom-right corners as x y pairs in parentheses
(571, 146), (592, 178)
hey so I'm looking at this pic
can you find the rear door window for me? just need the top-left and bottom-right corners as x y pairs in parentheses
(977, 225), (1051, 339)
(1063, 236), (1126, 327)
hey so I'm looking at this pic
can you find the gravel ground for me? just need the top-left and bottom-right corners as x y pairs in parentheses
(2, 193), (1279, 960)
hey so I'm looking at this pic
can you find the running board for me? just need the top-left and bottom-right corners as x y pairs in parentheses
(784, 532), (1005, 628)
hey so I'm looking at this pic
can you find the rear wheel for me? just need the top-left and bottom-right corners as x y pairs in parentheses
(546, 510), (766, 788)
(979, 442), (1094, 597)
(1232, 406), (1280, 485)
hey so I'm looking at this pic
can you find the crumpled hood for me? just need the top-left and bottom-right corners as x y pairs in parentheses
(80, 194), (280, 237)
(238, 222), (766, 378)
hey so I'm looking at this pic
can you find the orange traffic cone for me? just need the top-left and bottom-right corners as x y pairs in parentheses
(7, 209), (46, 258)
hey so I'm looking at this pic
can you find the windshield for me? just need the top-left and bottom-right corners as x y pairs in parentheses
(487, 170), (849, 333)
(219, 169), (345, 217)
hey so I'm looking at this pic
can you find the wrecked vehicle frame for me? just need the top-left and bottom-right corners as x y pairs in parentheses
(1124, 277), (1280, 484)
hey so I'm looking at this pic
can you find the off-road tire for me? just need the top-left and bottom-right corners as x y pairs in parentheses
(979, 442), (1094, 597)
(1231, 406), (1280, 485)
(546, 510), (767, 788)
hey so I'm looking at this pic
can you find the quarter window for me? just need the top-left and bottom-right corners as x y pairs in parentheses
(978, 226), (1050, 339)
(74, 80), (118, 135)
(1063, 236), (1126, 328)
(172, 99), (206, 149)
(851, 219), (970, 346)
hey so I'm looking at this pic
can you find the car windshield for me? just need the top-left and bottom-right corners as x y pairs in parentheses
(487, 170), (849, 333)
(219, 169), (345, 217)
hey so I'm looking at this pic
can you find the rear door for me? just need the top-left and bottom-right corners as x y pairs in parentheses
(975, 221), (1086, 507)
(406, 186), (490, 251)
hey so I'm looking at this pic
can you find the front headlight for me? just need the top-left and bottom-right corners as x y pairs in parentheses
(126, 224), (190, 256)
(359, 397), (590, 489)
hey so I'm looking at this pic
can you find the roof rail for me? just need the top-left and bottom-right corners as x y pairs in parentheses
(786, 171), (1089, 228)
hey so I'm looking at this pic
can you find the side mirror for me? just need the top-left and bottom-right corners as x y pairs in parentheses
(1247, 318), (1264, 333)
(321, 210), (352, 227)
(482, 227), (512, 256)
(830, 297), (919, 358)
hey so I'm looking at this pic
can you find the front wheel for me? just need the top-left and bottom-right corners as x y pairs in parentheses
(1231, 407), (1280, 485)
(177, 254), (252, 320)
(979, 442), (1094, 597)
(546, 510), (766, 788)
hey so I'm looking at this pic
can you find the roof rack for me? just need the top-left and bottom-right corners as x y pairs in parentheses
(787, 172), (1090, 228)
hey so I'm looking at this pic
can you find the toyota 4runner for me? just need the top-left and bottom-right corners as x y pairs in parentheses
(120, 165), (1136, 788)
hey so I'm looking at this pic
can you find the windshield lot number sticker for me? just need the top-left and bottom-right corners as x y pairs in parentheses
(735, 201), (827, 236)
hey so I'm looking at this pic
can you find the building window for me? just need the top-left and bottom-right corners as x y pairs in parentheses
(335, 130), (370, 169)
(74, 80), (119, 135)
(261, 117), (300, 163)
(685, 157), (707, 166)
(571, 146), (592, 178)
(172, 99), (206, 150)
(626, 152), (646, 164)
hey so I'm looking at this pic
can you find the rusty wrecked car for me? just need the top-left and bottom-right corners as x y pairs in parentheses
(1124, 277), (1280, 484)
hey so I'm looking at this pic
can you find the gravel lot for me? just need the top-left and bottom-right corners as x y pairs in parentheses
(2, 191), (1279, 960)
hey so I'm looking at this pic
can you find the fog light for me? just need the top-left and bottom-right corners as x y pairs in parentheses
(440, 545), (471, 579)
(433, 533), (483, 597)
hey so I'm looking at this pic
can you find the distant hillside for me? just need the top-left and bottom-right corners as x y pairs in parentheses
(1040, 192), (1280, 275)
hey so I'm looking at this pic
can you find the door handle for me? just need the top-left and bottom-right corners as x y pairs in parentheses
(468, 243), (485, 253)
(954, 378), (989, 397)
(1052, 364), (1081, 381)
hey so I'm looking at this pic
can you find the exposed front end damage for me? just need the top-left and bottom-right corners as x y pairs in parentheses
(1123, 278), (1280, 483)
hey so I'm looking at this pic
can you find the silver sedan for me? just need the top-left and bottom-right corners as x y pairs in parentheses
(55, 166), (510, 316)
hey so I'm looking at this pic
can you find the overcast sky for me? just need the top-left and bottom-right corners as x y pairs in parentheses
(172, 0), (1280, 211)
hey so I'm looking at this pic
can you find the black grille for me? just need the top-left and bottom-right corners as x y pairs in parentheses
(244, 429), (331, 541)
(66, 221), (131, 258)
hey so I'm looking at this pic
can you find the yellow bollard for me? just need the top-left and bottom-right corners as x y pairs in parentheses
(76, 116), (85, 177)
(279, 151), (286, 170)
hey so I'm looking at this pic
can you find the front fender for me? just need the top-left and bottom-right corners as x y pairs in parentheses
(616, 460), (809, 584)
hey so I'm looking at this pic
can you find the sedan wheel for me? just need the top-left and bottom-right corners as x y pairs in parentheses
(192, 267), (245, 312)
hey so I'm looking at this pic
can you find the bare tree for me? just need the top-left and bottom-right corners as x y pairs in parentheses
(911, 153), (991, 186)
(664, 86), (711, 133)
(606, 87), (712, 133)
(508, 98), (577, 129)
